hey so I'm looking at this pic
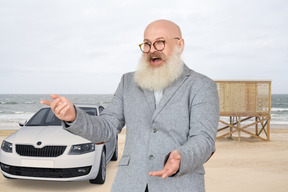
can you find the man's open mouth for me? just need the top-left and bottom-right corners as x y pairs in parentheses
(151, 57), (163, 62)
(146, 52), (166, 67)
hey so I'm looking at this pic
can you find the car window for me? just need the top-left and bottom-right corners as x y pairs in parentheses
(26, 108), (49, 126)
(26, 107), (97, 126)
(45, 110), (62, 125)
(80, 107), (98, 116)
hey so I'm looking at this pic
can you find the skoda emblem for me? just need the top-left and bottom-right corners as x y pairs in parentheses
(37, 141), (42, 146)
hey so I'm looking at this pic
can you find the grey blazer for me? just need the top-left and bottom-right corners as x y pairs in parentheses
(66, 65), (220, 192)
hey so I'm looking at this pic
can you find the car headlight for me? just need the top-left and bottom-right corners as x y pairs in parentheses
(69, 143), (95, 155)
(1, 140), (13, 153)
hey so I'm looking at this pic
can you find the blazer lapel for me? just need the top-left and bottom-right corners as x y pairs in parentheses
(152, 65), (191, 121)
(142, 88), (156, 112)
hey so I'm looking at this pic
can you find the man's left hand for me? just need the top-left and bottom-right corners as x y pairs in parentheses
(149, 150), (181, 178)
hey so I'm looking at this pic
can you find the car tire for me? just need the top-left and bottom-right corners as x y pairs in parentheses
(3, 174), (15, 179)
(89, 149), (106, 184)
(111, 135), (118, 161)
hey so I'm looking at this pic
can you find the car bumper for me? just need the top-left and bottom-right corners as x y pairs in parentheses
(1, 163), (92, 179)
(0, 147), (102, 181)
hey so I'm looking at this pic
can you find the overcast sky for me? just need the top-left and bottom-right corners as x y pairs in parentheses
(0, 0), (287, 94)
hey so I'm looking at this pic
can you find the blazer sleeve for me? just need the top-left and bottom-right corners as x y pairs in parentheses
(176, 77), (220, 176)
(63, 75), (126, 143)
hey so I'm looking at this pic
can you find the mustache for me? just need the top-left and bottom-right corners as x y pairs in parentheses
(145, 52), (167, 61)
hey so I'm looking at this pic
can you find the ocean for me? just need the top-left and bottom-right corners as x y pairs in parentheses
(0, 94), (113, 129)
(0, 94), (287, 129)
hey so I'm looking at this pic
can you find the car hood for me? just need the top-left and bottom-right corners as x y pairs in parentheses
(5, 126), (90, 146)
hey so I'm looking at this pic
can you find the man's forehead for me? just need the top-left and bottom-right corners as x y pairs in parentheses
(144, 21), (181, 40)
(143, 37), (166, 42)
(144, 28), (172, 41)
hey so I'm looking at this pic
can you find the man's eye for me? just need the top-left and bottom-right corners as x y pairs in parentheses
(155, 41), (164, 45)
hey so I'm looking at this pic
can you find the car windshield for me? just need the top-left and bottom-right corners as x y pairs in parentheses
(25, 107), (97, 126)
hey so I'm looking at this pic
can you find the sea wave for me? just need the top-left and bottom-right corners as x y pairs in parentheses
(14, 111), (24, 114)
(0, 101), (36, 105)
(0, 111), (31, 114)
(271, 108), (288, 112)
(0, 101), (18, 104)
(25, 101), (36, 104)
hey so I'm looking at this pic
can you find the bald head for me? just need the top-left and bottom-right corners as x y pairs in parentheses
(144, 20), (182, 40)
(142, 19), (184, 59)
(135, 20), (184, 90)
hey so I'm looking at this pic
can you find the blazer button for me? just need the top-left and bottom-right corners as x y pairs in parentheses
(149, 155), (154, 160)
(152, 128), (158, 133)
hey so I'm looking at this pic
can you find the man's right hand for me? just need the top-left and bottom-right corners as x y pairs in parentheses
(40, 94), (76, 122)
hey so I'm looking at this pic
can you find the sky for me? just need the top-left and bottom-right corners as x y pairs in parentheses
(0, 0), (287, 94)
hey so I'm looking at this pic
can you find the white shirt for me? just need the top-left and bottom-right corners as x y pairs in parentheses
(154, 90), (163, 107)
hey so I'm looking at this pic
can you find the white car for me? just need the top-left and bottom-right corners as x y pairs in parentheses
(0, 105), (118, 184)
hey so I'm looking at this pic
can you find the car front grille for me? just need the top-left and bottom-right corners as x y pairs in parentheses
(16, 145), (66, 157)
(0, 163), (92, 178)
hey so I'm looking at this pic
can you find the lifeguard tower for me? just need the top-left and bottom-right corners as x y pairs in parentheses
(216, 80), (271, 141)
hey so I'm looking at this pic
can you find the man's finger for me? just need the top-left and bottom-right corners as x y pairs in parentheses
(40, 100), (52, 106)
(149, 170), (164, 177)
(161, 173), (169, 179)
(149, 169), (172, 179)
(54, 102), (68, 115)
(50, 98), (60, 112)
(59, 105), (70, 116)
(50, 94), (60, 100)
(40, 94), (60, 106)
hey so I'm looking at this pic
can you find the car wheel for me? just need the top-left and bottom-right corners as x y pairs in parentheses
(111, 135), (118, 161)
(3, 174), (15, 179)
(89, 149), (106, 184)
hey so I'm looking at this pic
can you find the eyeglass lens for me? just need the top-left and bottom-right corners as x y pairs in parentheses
(140, 41), (165, 53)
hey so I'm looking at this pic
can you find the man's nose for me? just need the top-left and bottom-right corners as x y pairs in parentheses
(150, 45), (157, 53)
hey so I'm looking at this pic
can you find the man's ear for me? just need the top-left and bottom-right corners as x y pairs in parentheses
(178, 38), (185, 54)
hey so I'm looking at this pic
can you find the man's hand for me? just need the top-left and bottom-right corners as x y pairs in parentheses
(40, 94), (76, 122)
(149, 150), (181, 179)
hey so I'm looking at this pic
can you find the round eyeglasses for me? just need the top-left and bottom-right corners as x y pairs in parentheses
(139, 37), (180, 53)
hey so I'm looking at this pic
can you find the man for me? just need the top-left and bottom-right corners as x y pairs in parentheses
(41, 19), (220, 192)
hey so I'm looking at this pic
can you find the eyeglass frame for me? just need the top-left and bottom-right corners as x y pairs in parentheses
(138, 37), (181, 53)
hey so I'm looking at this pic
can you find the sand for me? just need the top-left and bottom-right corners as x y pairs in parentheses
(0, 128), (287, 192)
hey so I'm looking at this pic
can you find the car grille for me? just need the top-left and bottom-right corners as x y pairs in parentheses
(0, 163), (92, 178)
(16, 145), (66, 157)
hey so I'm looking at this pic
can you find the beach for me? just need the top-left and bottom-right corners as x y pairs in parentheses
(0, 127), (288, 192)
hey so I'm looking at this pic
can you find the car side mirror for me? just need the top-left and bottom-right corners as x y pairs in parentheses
(18, 120), (27, 127)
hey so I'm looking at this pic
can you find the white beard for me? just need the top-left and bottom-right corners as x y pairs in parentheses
(134, 47), (184, 91)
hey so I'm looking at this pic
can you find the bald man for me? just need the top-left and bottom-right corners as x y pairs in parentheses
(41, 20), (220, 192)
